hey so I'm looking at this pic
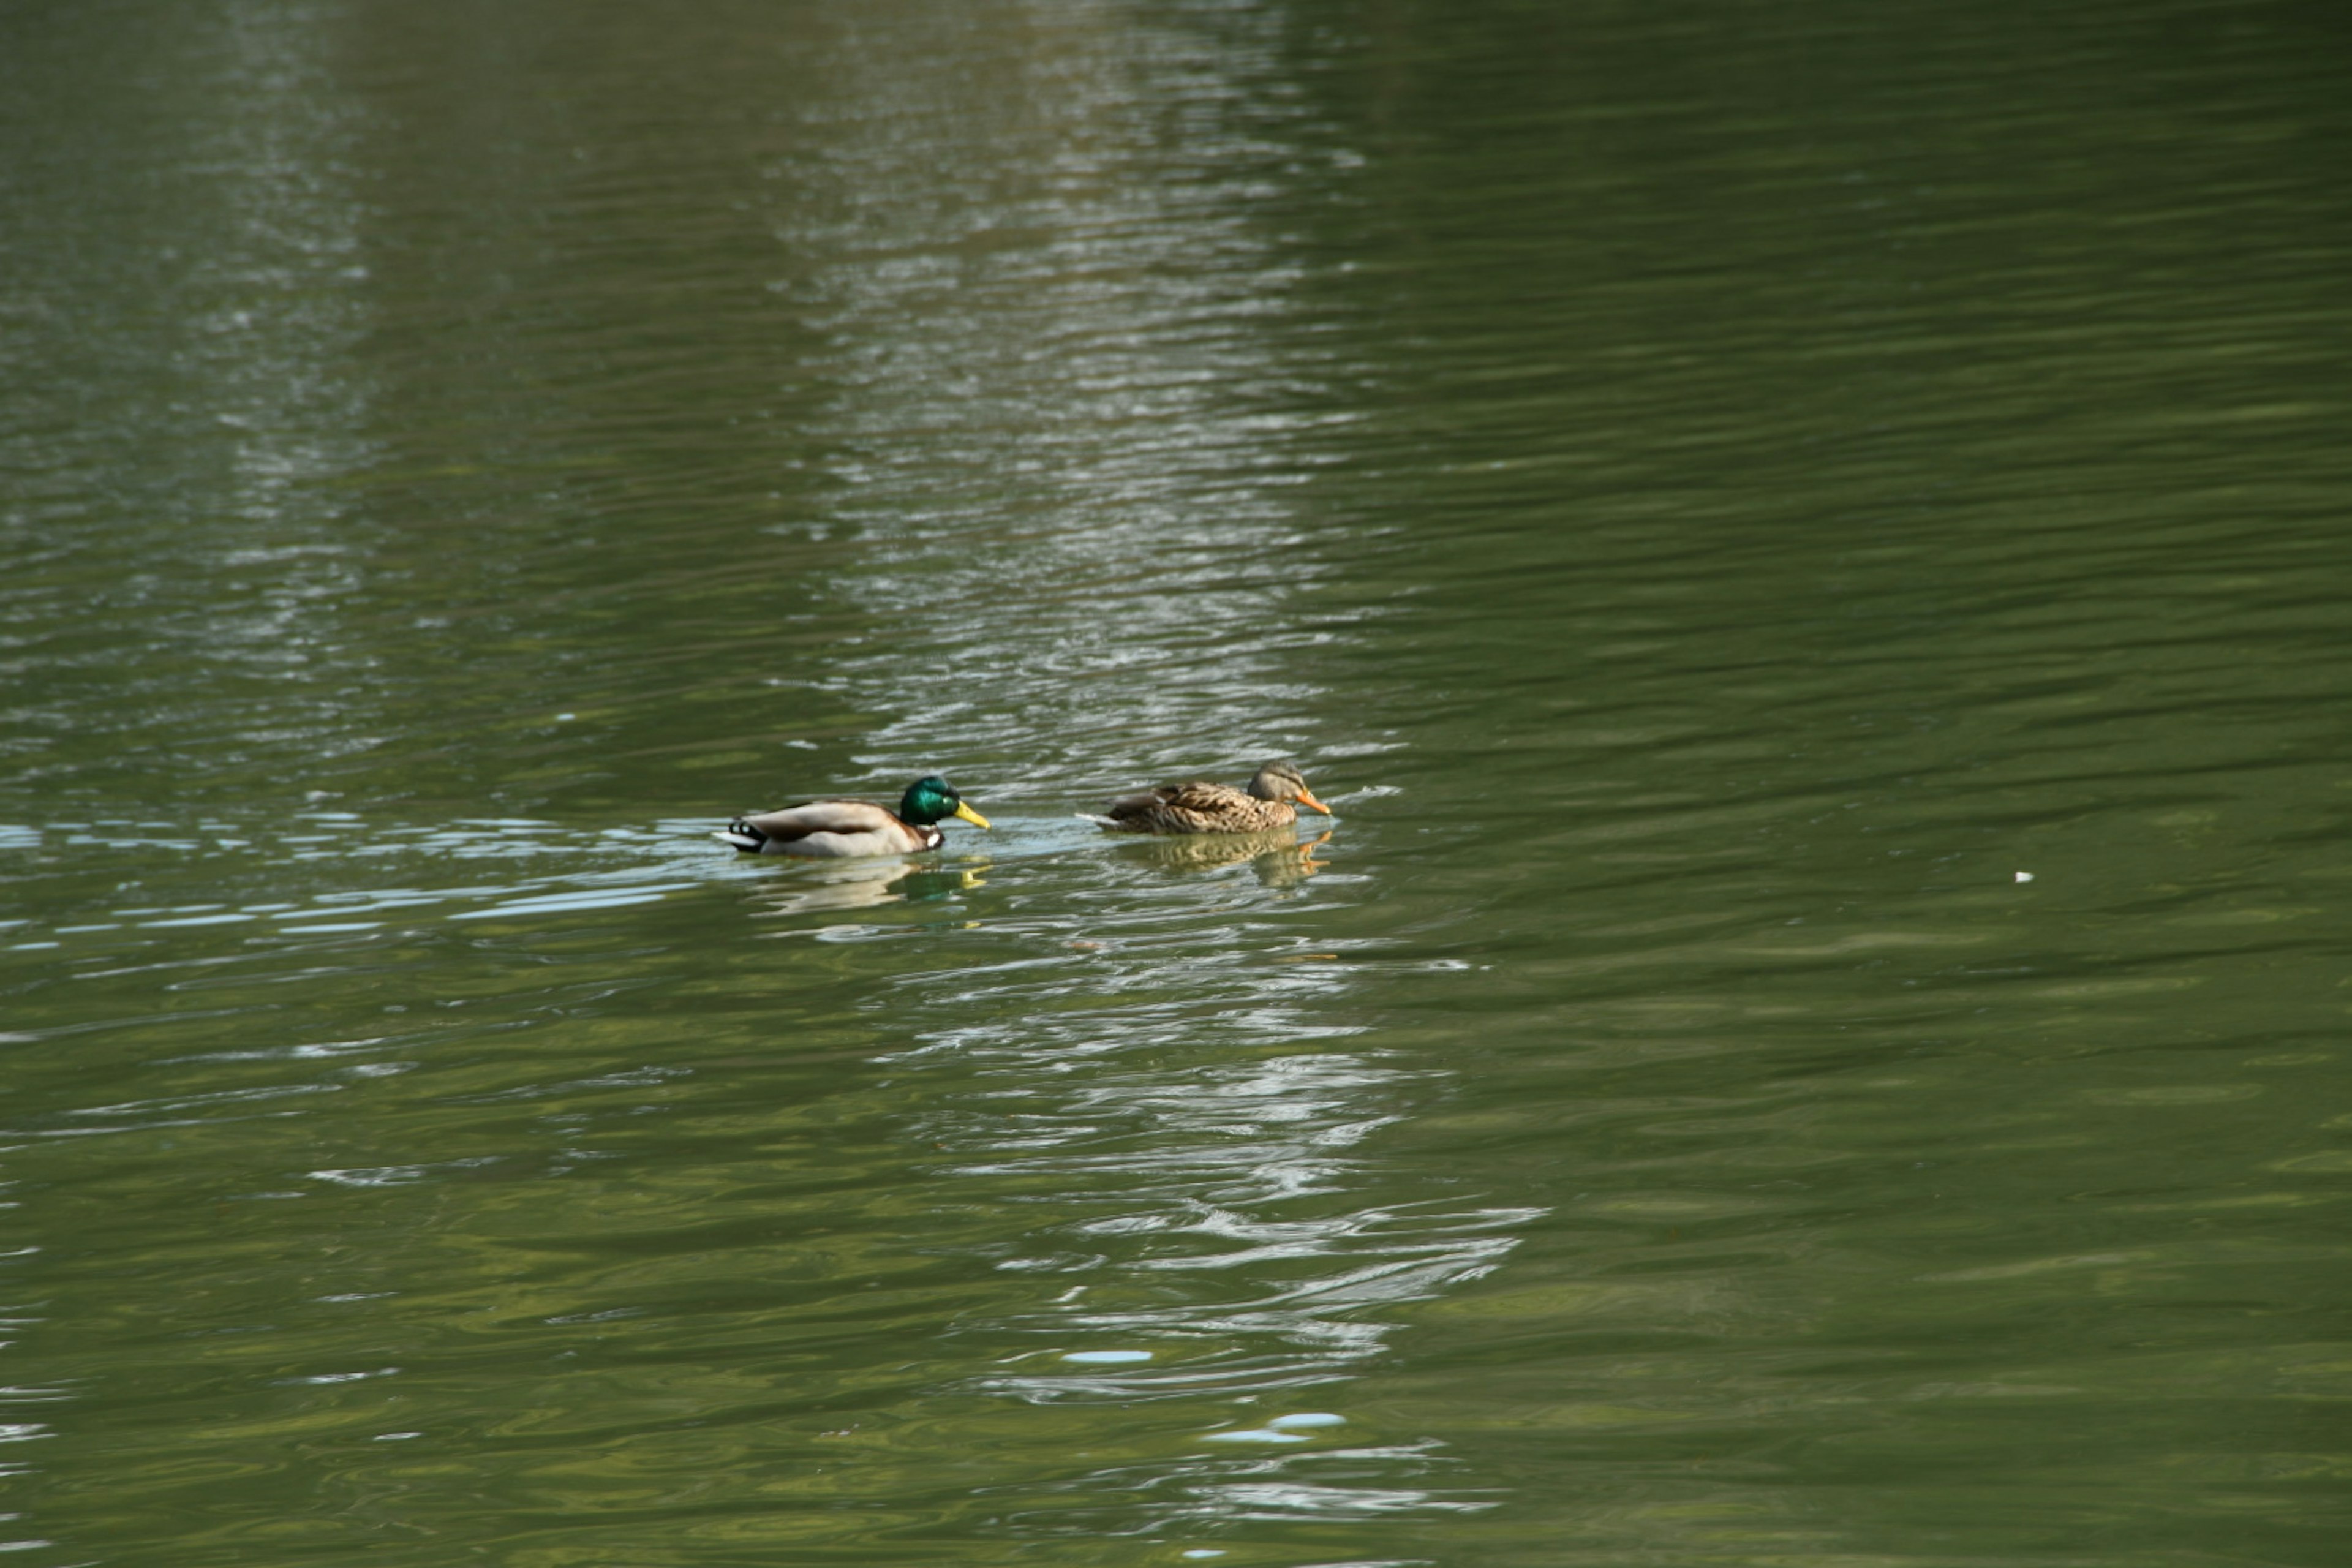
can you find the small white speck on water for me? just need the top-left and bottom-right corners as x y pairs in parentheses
(2015, 871), (2034, 883)
(555, 712), (576, 722)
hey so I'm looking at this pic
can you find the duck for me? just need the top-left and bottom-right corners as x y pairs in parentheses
(1083, 760), (1330, 835)
(715, 775), (990, 858)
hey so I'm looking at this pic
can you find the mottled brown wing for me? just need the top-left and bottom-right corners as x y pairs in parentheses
(1103, 780), (1237, 824)
(1156, 781), (1252, 814)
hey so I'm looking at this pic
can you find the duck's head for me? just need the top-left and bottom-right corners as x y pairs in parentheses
(1247, 760), (1330, 815)
(900, 775), (991, 829)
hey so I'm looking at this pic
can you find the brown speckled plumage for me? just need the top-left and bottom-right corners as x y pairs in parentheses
(1093, 760), (1331, 835)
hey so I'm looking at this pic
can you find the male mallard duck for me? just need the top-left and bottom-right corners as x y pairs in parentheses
(715, 775), (990, 858)
(1084, 760), (1330, 835)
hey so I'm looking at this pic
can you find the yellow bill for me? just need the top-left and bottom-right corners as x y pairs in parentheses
(953, 801), (993, 829)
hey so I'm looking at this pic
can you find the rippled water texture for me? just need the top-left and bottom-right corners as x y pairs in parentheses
(5, 1), (2351, 1563)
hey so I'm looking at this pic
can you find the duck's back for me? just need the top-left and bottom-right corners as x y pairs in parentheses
(718, 798), (936, 856)
(1102, 780), (1295, 835)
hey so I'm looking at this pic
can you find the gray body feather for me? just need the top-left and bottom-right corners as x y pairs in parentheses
(714, 799), (943, 858)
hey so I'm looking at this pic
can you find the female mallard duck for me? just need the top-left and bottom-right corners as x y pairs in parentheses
(1084, 760), (1330, 835)
(715, 775), (990, 858)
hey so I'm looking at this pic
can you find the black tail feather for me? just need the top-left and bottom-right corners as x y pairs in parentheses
(715, 818), (769, 852)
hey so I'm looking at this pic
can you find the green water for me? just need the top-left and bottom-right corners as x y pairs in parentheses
(6, 1), (2351, 1562)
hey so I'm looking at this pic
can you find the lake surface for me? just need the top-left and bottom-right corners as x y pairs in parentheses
(4, 1), (2350, 1563)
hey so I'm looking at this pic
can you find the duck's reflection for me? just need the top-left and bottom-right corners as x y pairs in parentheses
(748, 858), (984, 918)
(1121, 829), (1330, 886)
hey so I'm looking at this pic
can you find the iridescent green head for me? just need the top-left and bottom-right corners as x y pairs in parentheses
(899, 775), (991, 830)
